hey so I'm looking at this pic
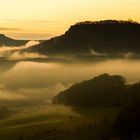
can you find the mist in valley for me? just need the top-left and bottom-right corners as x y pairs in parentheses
(0, 57), (140, 118)
(1, 41), (140, 140)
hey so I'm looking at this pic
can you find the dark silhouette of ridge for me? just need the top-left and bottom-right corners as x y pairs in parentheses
(24, 20), (140, 57)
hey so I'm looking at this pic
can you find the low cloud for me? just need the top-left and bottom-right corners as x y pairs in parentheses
(0, 59), (140, 118)
(0, 40), (48, 60)
(90, 49), (107, 56)
(17, 83), (67, 103)
(0, 40), (39, 52)
(0, 83), (66, 103)
(9, 52), (48, 60)
(123, 52), (134, 58)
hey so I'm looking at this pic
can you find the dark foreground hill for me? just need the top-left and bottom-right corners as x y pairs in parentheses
(0, 34), (28, 46)
(24, 20), (140, 57)
(53, 73), (140, 107)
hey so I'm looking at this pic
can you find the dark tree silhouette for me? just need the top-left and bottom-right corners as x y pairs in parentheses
(113, 83), (140, 140)
(53, 74), (128, 107)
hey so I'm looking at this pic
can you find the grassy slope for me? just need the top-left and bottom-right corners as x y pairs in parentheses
(0, 107), (119, 140)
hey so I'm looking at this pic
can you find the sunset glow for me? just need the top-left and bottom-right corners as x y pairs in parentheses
(0, 0), (139, 39)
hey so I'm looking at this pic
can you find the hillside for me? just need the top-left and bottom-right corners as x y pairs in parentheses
(0, 34), (28, 46)
(53, 74), (128, 107)
(24, 20), (140, 57)
(53, 73), (140, 107)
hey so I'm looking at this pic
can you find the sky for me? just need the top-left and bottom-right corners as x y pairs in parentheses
(0, 0), (139, 40)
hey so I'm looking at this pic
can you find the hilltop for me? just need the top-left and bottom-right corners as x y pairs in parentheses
(24, 20), (140, 57)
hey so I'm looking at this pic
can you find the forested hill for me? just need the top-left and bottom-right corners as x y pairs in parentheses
(24, 20), (140, 56)
(53, 74), (140, 107)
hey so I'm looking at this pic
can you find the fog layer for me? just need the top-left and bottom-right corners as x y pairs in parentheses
(0, 59), (140, 118)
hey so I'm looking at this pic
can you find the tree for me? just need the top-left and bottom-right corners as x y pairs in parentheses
(113, 85), (140, 140)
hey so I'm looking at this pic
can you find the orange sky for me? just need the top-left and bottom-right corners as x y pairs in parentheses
(0, 0), (139, 40)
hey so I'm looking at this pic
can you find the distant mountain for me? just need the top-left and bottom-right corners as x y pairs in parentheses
(53, 74), (128, 107)
(0, 34), (28, 47)
(24, 20), (140, 57)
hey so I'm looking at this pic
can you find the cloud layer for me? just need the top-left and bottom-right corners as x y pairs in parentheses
(0, 40), (48, 60)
